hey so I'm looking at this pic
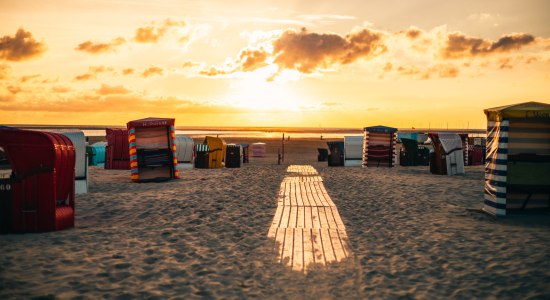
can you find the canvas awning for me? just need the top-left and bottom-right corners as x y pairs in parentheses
(484, 102), (550, 122)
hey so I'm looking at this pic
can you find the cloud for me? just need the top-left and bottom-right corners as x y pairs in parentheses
(74, 73), (95, 81)
(51, 86), (72, 93)
(391, 64), (459, 80)
(0, 28), (46, 61)
(181, 61), (200, 68)
(202, 27), (387, 77)
(133, 19), (187, 43)
(442, 32), (535, 58)
(142, 66), (163, 77)
(75, 37), (126, 54)
(0, 93), (244, 115)
(0, 64), (10, 79)
(272, 27), (386, 73)
(19, 74), (40, 83)
(7, 85), (22, 94)
(73, 65), (115, 81)
(400, 27), (423, 40)
(97, 84), (130, 95)
(122, 68), (135, 75)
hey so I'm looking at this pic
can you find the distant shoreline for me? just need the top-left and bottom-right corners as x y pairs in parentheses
(2, 124), (486, 134)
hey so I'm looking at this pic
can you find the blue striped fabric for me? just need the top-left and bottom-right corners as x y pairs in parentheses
(483, 120), (509, 216)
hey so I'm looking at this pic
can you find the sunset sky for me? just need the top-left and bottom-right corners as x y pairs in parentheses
(1, 0), (549, 128)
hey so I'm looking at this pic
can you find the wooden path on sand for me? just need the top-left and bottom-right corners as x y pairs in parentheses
(268, 165), (352, 272)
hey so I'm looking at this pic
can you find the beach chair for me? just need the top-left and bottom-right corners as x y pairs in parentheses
(327, 141), (344, 166)
(399, 138), (429, 166)
(240, 144), (250, 163)
(225, 144), (242, 168)
(204, 136), (227, 168)
(105, 128), (131, 170)
(0, 128), (75, 233)
(317, 148), (328, 162)
(362, 126), (398, 168)
(194, 144), (210, 169)
(428, 133), (465, 176)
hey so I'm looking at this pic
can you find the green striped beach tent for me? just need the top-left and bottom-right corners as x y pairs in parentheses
(483, 101), (550, 216)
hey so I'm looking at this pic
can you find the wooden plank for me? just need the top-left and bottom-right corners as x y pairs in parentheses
(324, 207), (338, 229)
(311, 207), (321, 229)
(275, 228), (286, 260)
(302, 229), (314, 269)
(269, 205), (284, 231)
(330, 207), (346, 230)
(292, 229), (304, 272)
(296, 206), (305, 228)
(280, 205), (290, 228)
(320, 229), (336, 263)
(296, 183), (304, 206)
(311, 229), (325, 265)
(329, 228), (347, 261)
(318, 206), (329, 228)
(304, 206), (313, 230)
(307, 182), (321, 207)
(282, 228), (294, 265)
(288, 205), (297, 228)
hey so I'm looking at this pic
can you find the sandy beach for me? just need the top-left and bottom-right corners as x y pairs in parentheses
(1, 138), (550, 299)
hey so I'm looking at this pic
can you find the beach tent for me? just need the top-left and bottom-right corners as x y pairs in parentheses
(105, 128), (131, 170)
(175, 135), (194, 169)
(204, 136), (227, 168)
(399, 138), (430, 166)
(344, 136), (363, 167)
(467, 137), (485, 166)
(327, 141), (344, 166)
(428, 133), (465, 176)
(226, 144), (242, 168)
(483, 102), (550, 216)
(0, 128), (75, 233)
(240, 144), (250, 163)
(362, 126), (398, 168)
(86, 142), (106, 166)
(194, 144), (209, 168)
(59, 131), (88, 194)
(127, 117), (179, 182)
(251, 142), (266, 157)
(317, 148), (328, 162)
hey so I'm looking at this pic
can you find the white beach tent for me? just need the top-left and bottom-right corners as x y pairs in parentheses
(437, 133), (465, 176)
(175, 135), (194, 169)
(344, 136), (363, 167)
(52, 130), (88, 194)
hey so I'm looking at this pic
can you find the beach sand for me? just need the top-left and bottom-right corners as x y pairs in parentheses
(1, 138), (550, 299)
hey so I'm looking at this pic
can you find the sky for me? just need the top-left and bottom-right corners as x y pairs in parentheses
(1, 0), (549, 128)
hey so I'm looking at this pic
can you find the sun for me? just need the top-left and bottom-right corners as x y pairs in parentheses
(226, 66), (305, 112)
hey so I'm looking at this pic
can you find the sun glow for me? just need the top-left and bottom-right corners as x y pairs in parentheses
(226, 67), (305, 111)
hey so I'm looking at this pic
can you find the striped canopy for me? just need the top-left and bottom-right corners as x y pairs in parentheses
(483, 102), (550, 216)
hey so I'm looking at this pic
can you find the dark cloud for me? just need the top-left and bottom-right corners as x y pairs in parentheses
(442, 32), (535, 58)
(142, 66), (163, 77)
(97, 84), (130, 95)
(133, 19), (187, 43)
(0, 28), (45, 61)
(401, 27), (422, 39)
(75, 37), (125, 54)
(272, 28), (386, 73)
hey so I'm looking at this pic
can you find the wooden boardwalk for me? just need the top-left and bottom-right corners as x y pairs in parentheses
(268, 165), (352, 272)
